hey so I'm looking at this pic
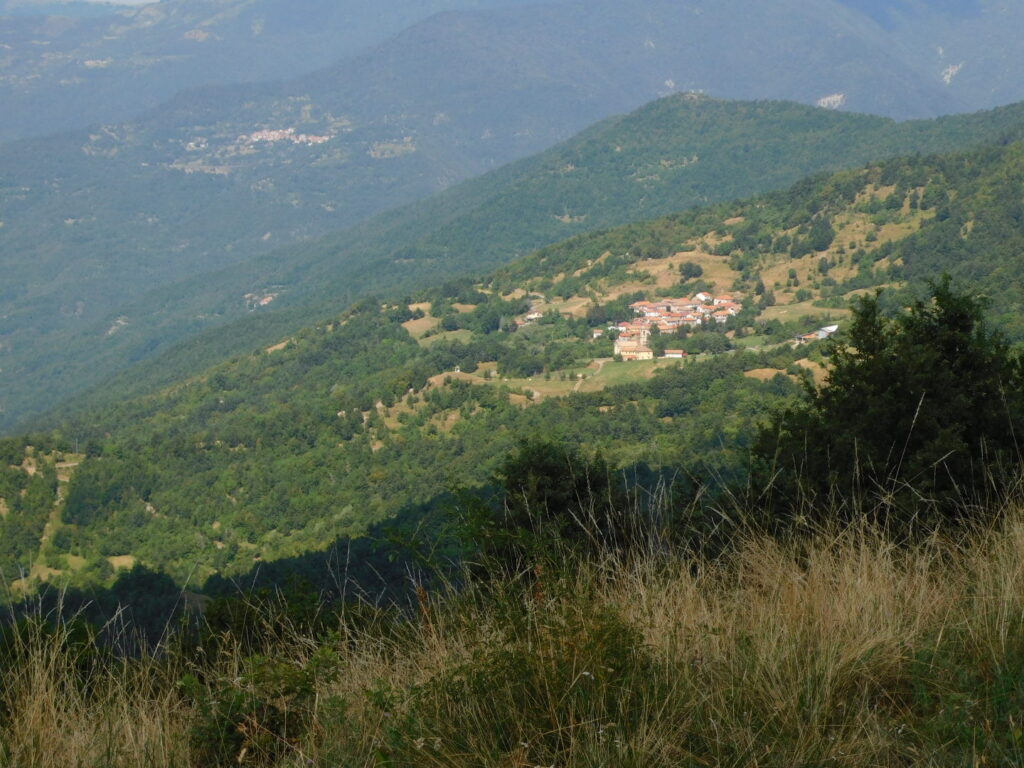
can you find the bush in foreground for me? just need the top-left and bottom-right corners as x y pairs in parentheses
(755, 277), (1024, 529)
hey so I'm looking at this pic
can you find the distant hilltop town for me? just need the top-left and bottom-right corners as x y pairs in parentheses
(612, 293), (742, 361)
(239, 128), (332, 147)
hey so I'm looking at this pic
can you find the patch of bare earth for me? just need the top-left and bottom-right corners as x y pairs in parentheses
(402, 315), (440, 338)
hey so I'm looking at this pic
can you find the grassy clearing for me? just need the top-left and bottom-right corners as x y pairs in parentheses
(8, 510), (1024, 766)
(761, 300), (851, 324)
(795, 357), (829, 385)
(494, 358), (687, 399)
(732, 333), (774, 348)
(402, 315), (440, 338)
(418, 329), (474, 347)
(107, 555), (137, 571)
(744, 367), (792, 381)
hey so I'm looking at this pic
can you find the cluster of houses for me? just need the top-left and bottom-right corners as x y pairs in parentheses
(244, 291), (280, 311)
(606, 293), (743, 361)
(240, 128), (332, 147)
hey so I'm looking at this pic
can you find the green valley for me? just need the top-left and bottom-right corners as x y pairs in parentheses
(9, 6), (1024, 765)
(9, 130), (1024, 594)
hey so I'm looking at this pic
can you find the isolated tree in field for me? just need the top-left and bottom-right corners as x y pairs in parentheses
(808, 216), (837, 252)
(680, 261), (704, 279)
(754, 277), (1024, 527)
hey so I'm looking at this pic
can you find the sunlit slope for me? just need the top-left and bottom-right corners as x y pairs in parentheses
(7, 95), (1024, 430)
(13, 133), (1024, 586)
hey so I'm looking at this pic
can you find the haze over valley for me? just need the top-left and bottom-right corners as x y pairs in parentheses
(5, 5), (1024, 765)
(6, 0), (1024, 428)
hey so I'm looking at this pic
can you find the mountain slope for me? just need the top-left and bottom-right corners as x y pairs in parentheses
(8, 133), (1024, 589)
(8, 96), (1024, 429)
(867, 0), (1024, 115)
(9, 0), (1024, 426)
(10, 0), (1024, 146)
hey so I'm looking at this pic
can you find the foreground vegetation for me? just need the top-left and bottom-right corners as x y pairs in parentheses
(6, 509), (1024, 767)
(3, 281), (1024, 765)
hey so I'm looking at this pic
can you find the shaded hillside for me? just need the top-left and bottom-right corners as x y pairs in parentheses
(8, 95), (1024, 429)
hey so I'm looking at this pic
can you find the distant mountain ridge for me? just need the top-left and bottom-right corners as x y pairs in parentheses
(5, 0), (1024, 145)
(4, 0), (1021, 431)
(0, 0), (537, 141)
(4, 0), (1024, 430)
(837, 0), (982, 25)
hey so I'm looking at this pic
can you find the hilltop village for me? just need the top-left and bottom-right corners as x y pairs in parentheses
(514, 288), (839, 363)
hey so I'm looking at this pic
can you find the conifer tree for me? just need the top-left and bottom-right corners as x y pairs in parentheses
(754, 277), (1024, 527)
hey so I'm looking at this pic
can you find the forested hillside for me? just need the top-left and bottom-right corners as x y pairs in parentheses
(8, 0), (1024, 435)
(9, 132), (1024, 596)
(7, 95), (1024, 430)
(7, 4), (1024, 764)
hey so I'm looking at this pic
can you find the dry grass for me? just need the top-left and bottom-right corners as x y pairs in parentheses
(7, 512), (1024, 765)
(107, 555), (138, 572)
(400, 315), (440, 338)
(0, 638), (190, 767)
(744, 366), (792, 382)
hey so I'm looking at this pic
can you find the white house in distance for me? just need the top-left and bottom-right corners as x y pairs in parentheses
(795, 324), (840, 344)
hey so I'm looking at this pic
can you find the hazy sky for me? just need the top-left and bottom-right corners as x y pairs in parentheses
(11, 0), (155, 6)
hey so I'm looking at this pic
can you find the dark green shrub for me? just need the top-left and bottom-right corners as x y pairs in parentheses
(181, 646), (340, 766)
(457, 440), (629, 577)
(754, 277), (1024, 529)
